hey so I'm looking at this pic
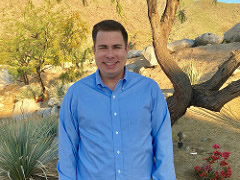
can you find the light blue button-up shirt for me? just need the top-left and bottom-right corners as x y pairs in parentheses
(57, 67), (176, 180)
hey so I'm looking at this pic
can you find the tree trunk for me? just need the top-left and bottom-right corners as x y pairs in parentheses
(36, 66), (46, 97)
(22, 72), (29, 85)
(147, 0), (240, 125)
(147, 0), (193, 125)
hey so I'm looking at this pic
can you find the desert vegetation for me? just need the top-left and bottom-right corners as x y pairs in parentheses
(0, 0), (240, 179)
(0, 115), (58, 179)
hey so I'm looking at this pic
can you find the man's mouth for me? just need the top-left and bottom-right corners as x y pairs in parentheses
(103, 62), (118, 66)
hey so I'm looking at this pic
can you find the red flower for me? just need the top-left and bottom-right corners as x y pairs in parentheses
(220, 160), (228, 167)
(195, 144), (232, 179)
(204, 164), (213, 172)
(220, 167), (232, 178)
(200, 171), (207, 177)
(212, 144), (221, 149)
(213, 150), (222, 157)
(194, 166), (202, 174)
(222, 151), (230, 160)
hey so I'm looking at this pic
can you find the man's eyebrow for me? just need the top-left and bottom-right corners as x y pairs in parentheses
(113, 44), (123, 47)
(97, 44), (107, 48)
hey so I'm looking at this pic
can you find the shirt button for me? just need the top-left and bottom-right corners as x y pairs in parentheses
(113, 95), (116, 99)
(116, 131), (118, 135)
(117, 150), (120, 154)
(118, 170), (121, 174)
(114, 112), (117, 116)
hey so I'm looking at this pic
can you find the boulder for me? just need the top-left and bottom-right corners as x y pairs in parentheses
(0, 68), (12, 88)
(195, 33), (224, 46)
(141, 45), (158, 66)
(51, 105), (59, 117)
(48, 98), (58, 107)
(127, 50), (142, 59)
(35, 107), (52, 118)
(167, 39), (195, 52)
(224, 23), (240, 43)
(12, 99), (40, 120)
(127, 57), (151, 73)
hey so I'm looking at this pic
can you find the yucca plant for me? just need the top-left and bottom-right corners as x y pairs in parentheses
(182, 60), (201, 85)
(0, 116), (58, 180)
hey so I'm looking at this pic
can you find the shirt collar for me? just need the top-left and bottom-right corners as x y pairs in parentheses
(95, 66), (129, 88)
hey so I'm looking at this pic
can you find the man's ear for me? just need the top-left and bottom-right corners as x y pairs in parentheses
(92, 45), (96, 54)
(126, 44), (130, 53)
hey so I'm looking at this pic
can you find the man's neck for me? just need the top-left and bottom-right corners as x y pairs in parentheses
(102, 77), (120, 91)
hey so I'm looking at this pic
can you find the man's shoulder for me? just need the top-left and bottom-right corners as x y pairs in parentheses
(127, 70), (159, 87)
(68, 73), (96, 92)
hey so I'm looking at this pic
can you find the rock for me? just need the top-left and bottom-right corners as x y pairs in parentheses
(201, 137), (209, 142)
(224, 23), (240, 43)
(51, 105), (59, 117)
(0, 68), (13, 88)
(48, 98), (58, 107)
(127, 50), (142, 59)
(126, 57), (151, 73)
(195, 33), (224, 46)
(184, 146), (191, 152)
(43, 108), (52, 118)
(141, 45), (158, 66)
(12, 99), (40, 120)
(127, 64), (138, 72)
(167, 39), (195, 52)
(177, 131), (187, 141)
(35, 107), (52, 118)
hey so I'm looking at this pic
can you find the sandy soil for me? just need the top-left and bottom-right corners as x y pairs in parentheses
(0, 43), (240, 179)
(142, 43), (240, 180)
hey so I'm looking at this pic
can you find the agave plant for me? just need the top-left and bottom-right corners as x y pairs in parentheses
(0, 116), (58, 180)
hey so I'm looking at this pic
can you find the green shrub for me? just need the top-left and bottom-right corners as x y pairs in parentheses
(182, 60), (201, 85)
(0, 116), (58, 180)
(16, 84), (42, 101)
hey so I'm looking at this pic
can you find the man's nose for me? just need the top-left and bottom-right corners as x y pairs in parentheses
(106, 48), (114, 58)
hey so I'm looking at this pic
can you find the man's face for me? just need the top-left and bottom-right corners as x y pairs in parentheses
(93, 30), (129, 81)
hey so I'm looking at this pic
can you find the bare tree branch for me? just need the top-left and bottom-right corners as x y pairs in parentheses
(195, 48), (240, 91)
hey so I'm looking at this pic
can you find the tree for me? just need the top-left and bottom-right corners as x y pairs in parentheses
(59, 12), (92, 83)
(81, 0), (240, 125)
(0, 29), (34, 85)
(147, 0), (240, 125)
(0, 0), (91, 98)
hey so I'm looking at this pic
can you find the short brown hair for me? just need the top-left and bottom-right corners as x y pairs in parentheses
(92, 20), (128, 47)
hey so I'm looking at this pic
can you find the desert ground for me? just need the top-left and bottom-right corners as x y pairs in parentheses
(0, 0), (240, 179)
(1, 42), (240, 179)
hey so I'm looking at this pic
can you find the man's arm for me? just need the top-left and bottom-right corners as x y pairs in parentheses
(151, 82), (176, 180)
(57, 87), (80, 180)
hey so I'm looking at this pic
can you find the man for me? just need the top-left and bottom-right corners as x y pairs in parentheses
(58, 20), (176, 180)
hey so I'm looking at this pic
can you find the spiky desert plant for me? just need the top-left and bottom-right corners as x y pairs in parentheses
(0, 117), (58, 180)
(182, 60), (201, 85)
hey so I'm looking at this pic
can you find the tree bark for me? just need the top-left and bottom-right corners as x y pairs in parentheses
(147, 0), (193, 125)
(191, 49), (240, 111)
(22, 72), (29, 85)
(36, 66), (46, 96)
(147, 0), (240, 125)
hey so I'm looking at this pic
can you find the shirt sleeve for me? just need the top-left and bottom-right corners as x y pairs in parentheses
(151, 82), (176, 180)
(57, 86), (80, 180)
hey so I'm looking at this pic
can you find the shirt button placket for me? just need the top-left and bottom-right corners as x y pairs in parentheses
(111, 93), (123, 180)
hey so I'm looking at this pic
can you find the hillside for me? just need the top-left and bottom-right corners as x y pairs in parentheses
(1, 0), (240, 179)
(1, 0), (240, 49)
